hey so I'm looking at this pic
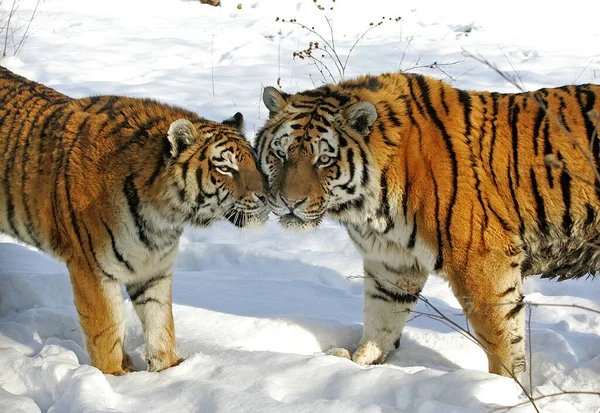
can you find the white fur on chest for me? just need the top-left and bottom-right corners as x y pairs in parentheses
(99, 205), (182, 284)
(348, 214), (440, 274)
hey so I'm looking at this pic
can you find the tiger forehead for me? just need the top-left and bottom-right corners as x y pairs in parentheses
(279, 109), (335, 141)
(211, 143), (252, 163)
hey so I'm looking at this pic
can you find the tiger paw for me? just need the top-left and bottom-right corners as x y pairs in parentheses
(351, 341), (386, 365)
(326, 347), (352, 360)
(147, 351), (182, 372)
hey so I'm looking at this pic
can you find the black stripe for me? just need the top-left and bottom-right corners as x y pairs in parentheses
(529, 167), (549, 235)
(357, 144), (370, 187)
(64, 117), (94, 262)
(585, 203), (596, 227)
(508, 163), (525, 236)
(440, 84), (449, 114)
(368, 292), (391, 303)
(146, 138), (172, 187)
(532, 93), (546, 156)
(346, 225), (368, 254)
(414, 75), (458, 249)
(558, 96), (571, 133)
(432, 169), (443, 271)
(51, 110), (77, 244)
(127, 274), (170, 302)
(457, 89), (472, 137)
(338, 148), (355, 192)
(102, 218), (134, 272)
(402, 147), (410, 221)
(506, 294), (525, 319)
(407, 213), (417, 249)
(488, 93), (500, 188)
(371, 276), (419, 304)
(557, 153), (572, 235)
(477, 95), (487, 159)
(509, 95), (521, 187)
(406, 77), (425, 116)
(38, 105), (66, 172)
(83, 221), (118, 280)
(510, 336), (523, 344)
(385, 102), (402, 127)
(96, 96), (119, 115)
(376, 167), (394, 233)
(500, 286), (516, 297)
(3, 93), (37, 239)
(542, 120), (554, 188)
(19, 98), (49, 248)
(124, 174), (153, 249)
(381, 262), (407, 276)
(575, 86), (600, 200)
(487, 201), (512, 232)
(135, 298), (162, 306)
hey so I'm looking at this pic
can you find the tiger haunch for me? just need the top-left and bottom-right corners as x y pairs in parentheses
(0, 66), (269, 374)
(256, 72), (600, 379)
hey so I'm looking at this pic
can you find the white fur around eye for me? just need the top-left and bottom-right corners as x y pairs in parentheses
(270, 129), (292, 160)
(216, 165), (235, 176)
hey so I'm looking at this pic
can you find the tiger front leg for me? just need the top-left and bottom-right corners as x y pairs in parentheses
(68, 260), (131, 375)
(352, 259), (428, 365)
(126, 270), (181, 372)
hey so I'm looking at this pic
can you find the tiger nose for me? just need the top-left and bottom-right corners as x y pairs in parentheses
(280, 194), (307, 209)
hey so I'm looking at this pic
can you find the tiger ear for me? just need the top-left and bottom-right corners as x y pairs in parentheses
(343, 101), (378, 136)
(167, 119), (198, 157)
(263, 86), (288, 116)
(222, 112), (245, 134)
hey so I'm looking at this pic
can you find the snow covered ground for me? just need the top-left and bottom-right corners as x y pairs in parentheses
(1, 0), (600, 411)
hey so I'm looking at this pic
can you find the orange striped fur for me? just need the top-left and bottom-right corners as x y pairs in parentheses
(257, 72), (600, 378)
(0, 66), (268, 374)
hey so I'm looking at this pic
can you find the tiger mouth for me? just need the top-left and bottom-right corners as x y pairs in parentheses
(279, 213), (321, 230)
(226, 207), (269, 228)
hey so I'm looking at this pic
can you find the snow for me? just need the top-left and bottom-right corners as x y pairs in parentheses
(1, 0), (600, 411)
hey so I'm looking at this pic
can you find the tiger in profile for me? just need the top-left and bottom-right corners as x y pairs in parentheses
(256, 72), (600, 379)
(0, 66), (269, 375)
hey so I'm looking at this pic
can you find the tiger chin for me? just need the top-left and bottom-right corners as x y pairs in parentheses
(0, 66), (268, 375)
(256, 73), (600, 380)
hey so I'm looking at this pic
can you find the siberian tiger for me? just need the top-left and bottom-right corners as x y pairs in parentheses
(0, 66), (269, 375)
(256, 72), (600, 379)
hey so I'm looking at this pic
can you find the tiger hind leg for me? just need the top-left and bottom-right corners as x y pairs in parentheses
(126, 270), (181, 372)
(449, 255), (526, 379)
(68, 259), (130, 375)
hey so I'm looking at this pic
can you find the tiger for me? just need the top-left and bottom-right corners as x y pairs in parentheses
(0, 66), (269, 375)
(256, 72), (600, 379)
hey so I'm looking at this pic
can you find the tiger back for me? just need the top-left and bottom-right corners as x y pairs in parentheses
(256, 72), (600, 379)
(0, 66), (268, 374)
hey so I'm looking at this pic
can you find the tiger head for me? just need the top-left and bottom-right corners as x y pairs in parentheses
(256, 86), (379, 230)
(163, 113), (269, 228)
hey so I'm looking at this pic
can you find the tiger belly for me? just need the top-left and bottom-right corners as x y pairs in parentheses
(521, 231), (600, 280)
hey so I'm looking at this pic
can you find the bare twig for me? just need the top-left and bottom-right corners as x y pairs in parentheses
(492, 391), (600, 412)
(210, 33), (215, 99)
(3, 0), (17, 57)
(278, 1), (400, 83)
(497, 45), (526, 91)
(573, 54), (600, 85)
(14, 0), (40, 55)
